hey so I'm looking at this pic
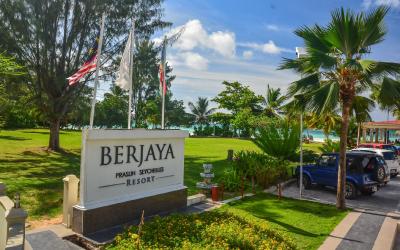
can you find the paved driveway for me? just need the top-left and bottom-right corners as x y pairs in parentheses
(279, 177), (400, 213)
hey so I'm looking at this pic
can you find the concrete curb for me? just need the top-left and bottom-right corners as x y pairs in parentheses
(318, 210), (364, 250)
(372, 212), (399, 250)
(263, 178), (296, 193)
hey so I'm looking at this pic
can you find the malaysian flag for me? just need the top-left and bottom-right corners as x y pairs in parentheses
(159, 40), (166, 96)
(67, 34), (99, 86)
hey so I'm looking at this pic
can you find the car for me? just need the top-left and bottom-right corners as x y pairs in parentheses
(295, 152), (387, 199)
(395, 145), (400, 155)
(358, 143), (399, 156)
(352, 148), (399, 178)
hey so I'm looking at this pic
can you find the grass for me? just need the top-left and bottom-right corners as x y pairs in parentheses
(0, 128), (322, 219)
(220, 193), (349, 250)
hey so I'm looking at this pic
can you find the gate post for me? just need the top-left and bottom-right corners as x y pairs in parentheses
(63, 175), (79, 228)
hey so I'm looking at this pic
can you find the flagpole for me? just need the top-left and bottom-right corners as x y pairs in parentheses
(161, 36), (166, 129)
(89, 13), (106, 129)
(128, 19), (135, 129)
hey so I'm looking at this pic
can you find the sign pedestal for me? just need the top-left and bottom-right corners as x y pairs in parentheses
(72, 188), (186, 235)
(72, 129), (188, 235)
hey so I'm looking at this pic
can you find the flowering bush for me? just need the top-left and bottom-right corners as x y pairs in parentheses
(107, 211), (295, 249)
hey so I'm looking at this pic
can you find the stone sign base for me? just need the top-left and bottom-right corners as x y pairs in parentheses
(72, 188), (187, 235)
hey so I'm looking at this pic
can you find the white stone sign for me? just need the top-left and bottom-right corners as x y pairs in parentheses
(76, 129), (188, 210)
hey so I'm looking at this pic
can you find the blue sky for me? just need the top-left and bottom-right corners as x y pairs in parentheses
(154, 0), (400, 120)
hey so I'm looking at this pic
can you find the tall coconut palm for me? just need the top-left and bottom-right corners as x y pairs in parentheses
(188, 97), (216, 127)
(279, 7), (400, 209)
(264, 84), (287, 117)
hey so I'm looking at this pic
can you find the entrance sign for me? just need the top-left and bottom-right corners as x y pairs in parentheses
(72, 129), (188, 235)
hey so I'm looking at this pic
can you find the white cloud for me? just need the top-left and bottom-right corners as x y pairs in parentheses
(266, 24), (279, 31)
(239, 41), (294, 55)
(168, 52), (209, 70)
(362, 0), (400, 8)
(180, 52), (209, 70)
(208, 31), (236, 58)
(242, 50), (253, 59)
(160, 19), (236, 58)
(172, 59), (298, 97)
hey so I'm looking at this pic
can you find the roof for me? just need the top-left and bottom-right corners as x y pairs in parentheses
(362, 120), (400, 129)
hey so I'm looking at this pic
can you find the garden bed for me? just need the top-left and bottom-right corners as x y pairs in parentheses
(106, 210), (295, 249)
(107, 193), (348, 250)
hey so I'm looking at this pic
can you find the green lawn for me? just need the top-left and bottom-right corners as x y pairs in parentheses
(0, 129), (322, 219)
(220, 193), (348, 250)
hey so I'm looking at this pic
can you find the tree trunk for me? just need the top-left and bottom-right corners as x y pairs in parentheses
(336, 101), (352, 210)
(49, 119), (61, 151)
(357, 123), (361, 146)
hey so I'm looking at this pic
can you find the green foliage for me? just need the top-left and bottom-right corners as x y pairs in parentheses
(188, 97), (215, 126)
(232, 150), (289, 189)
(0, 53), (25, 76)
(319, 139), (340, 153)
(305, 111), (341, 139)
(95, 85), (128, 128)
(213, 81), (265, 137)
(253, 120), (300, 160)
(221, 193), (349, 250)
(108, 211), (295, 250)
(219, 167), (242, 192)
(280, 7), (400, 115)
(213, 81), (263, 114)
(264, 84), (287, 117)
(0, 0), (171, 149)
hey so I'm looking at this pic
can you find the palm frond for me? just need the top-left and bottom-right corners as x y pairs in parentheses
(378, 77), (400, 107)
(360, 6), (388, 48)
(307, 81), (340, 113)
(286, 73), (320, 97)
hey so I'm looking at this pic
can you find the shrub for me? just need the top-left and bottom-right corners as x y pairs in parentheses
(107, 211), (295, 250)
(231, 150), (290, 191)
(319, 139), (340, 153)
(288, 149), (319, 163)
(253, 119), (300, 161)
(219, 167), (241, 192)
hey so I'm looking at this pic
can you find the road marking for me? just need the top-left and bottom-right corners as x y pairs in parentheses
(318, 210), (364, 250)
(372, 212), (399, 250)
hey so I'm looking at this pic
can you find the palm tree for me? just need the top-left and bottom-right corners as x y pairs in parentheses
(264, 84), (287, 117)
(188, 97), (216, 127)
(279, 7), (400, 209)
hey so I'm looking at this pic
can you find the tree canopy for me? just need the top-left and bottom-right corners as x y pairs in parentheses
(0, 0), (170, 150)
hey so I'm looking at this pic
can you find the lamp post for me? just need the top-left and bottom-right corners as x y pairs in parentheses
(296, 47), (306, 198)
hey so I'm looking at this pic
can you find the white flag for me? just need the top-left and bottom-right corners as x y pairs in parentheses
(115, 31), (132, 90)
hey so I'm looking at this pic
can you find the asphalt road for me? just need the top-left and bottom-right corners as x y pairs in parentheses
(281, 176), (400, 213)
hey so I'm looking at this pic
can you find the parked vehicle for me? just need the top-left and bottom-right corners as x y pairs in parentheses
(358, 143), (399, 156)
(352, 148), (399, 177)
(295, 152), (387, 199)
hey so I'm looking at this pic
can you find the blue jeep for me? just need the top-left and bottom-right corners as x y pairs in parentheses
(295, 152), (386, 199)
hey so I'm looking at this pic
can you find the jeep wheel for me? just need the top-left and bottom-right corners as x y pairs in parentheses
(373, 165), (386, 183)
(345, 182), (357, 199)
(297, 175), (311, 189)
